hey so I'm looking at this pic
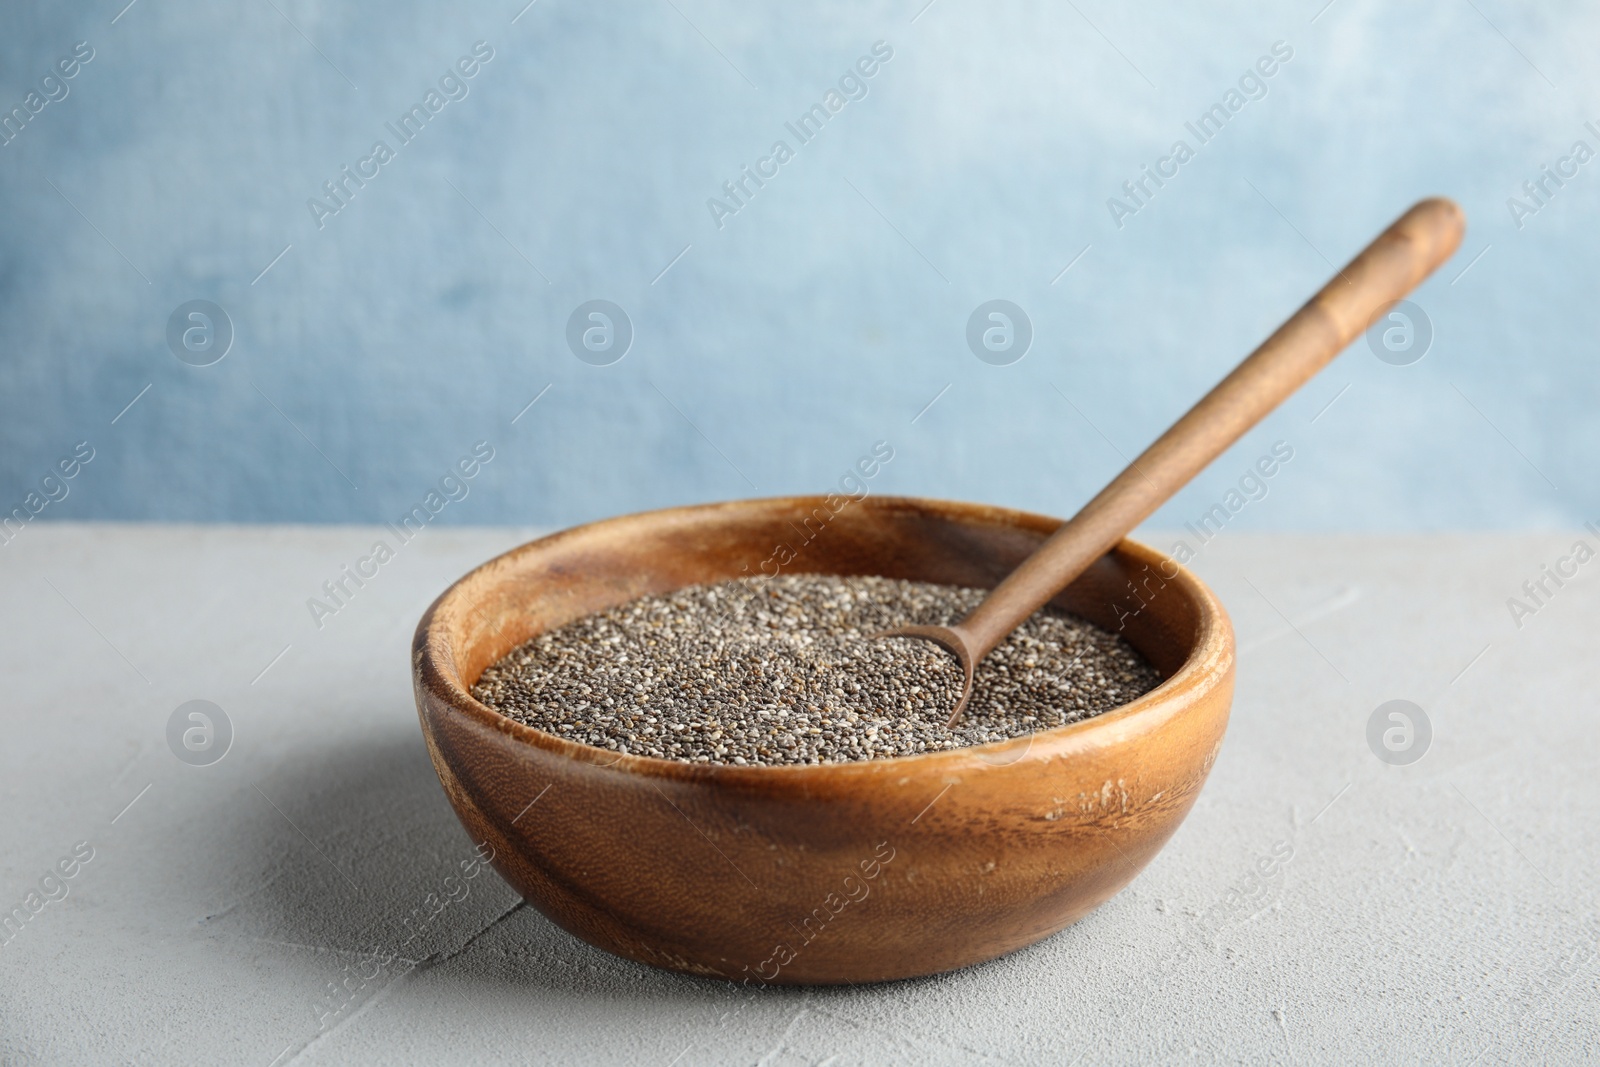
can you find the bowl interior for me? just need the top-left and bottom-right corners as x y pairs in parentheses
(430, 495), (1208, 722)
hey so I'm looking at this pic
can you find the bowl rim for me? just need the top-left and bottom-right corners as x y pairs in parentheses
(413, 494), (1234, 782)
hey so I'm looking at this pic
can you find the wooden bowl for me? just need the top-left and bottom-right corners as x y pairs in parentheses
(412, 495), (1234, 985)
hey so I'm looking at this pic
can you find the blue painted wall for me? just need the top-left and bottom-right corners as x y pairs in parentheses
(0, 1), (1591, 533)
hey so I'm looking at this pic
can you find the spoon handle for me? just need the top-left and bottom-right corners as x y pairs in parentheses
(957, 197), (1465, 657)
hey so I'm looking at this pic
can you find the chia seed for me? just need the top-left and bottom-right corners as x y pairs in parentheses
(471, 574), (1162, 766)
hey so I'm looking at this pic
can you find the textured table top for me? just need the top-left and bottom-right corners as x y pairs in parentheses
(1, 524), (1595, 1065)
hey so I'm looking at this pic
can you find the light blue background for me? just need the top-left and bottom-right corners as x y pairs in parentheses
(1, 1), (1592, 531)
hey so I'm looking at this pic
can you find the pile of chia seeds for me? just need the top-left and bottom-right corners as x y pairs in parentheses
(471, 574), (1162, 766)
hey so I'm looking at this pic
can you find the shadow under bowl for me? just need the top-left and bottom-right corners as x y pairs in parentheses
(412, 495), (1234, 985)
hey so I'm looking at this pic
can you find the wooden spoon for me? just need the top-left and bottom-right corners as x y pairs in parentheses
(884, 197), (1465, 725)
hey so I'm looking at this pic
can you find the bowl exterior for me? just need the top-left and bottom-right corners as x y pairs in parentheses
(414, 496), (1233, 984)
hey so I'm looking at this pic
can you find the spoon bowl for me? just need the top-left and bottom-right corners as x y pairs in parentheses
(412, 494), (1233, 984)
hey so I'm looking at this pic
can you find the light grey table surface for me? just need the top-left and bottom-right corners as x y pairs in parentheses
(1, 524), (1595, 1066)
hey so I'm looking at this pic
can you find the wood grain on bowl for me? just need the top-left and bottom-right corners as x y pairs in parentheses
(412, 495), (1233, 984)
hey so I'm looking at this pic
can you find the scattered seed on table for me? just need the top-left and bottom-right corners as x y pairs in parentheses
(471, 574), (1162, 766)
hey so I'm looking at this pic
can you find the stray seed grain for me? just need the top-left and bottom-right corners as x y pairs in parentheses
(472, 575), (1161, 766)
